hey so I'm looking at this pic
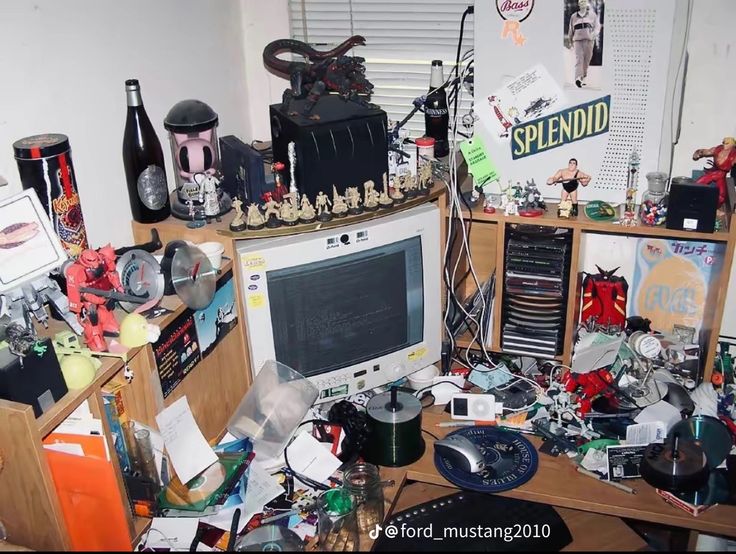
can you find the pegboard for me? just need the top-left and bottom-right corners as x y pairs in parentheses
(473, 0), (682, 204)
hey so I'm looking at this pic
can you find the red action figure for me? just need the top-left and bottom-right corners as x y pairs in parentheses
(693, 137), (736, 207)
(65, 246), (123, 352)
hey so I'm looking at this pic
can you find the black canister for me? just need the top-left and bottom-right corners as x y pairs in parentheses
(13, 134), (89, 256)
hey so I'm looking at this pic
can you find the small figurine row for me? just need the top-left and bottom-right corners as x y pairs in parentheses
(229, 170), (434, 231)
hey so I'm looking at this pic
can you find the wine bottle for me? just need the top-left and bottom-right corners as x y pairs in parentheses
(122, 79), (170, 223)
(424, 60), (449, 158)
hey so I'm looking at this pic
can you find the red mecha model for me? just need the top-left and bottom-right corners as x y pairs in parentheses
(64, 246), (123, 352)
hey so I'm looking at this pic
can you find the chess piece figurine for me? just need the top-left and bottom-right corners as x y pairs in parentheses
(262, 196), (282, 228)
(299, 194), (317, 224)
(332, 185), (349, 217)
(279, 192), (299, 226)
(390, 175), (405, 203)
(547, 158), (591, 217)
(246, 203), (266, 230)
(692, 137), (736, 207)
(363, 180), (380, 211)
(229, 196), (246, 232)
(316, 191), (333, 222)
(346, 186), (363, 215)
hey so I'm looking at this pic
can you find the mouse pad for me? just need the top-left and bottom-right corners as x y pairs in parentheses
(434, 427), (538, 493)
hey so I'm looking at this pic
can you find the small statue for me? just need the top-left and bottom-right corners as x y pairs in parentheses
(379, 173), (394, 208)
(229, 196), (246, 232)
(246, 203), (266, 230)
(262, 197), (281, 228)
(299, 194), (317, 223)
(547, 158), (591, 217)
(332, 185), (349, 217)
(390, 175), (405, 203)
(404, 174), (418, 199)
(363, 180), (379, 211)
(346, 186), (363, 215)
(279, 192), (299, 226)
(693, 137), (736, 207)
(315, 191), (333, 222)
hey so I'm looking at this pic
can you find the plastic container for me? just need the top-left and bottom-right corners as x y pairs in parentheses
(227, 360), (318, 458)
(639, 171), (668, 226)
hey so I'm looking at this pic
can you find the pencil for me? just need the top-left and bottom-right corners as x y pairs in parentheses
(576, 466), (637, 495)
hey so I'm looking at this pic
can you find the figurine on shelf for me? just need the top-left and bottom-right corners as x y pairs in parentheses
(272, 161), (289, 202)
(246, 203), (266, 230)
(332, 185), (349, 217)
(363, 180), (379, 211)
(64, 246), (123, 352)
(346, 186), (363, 215)
(195, 172), (222, 223)
(379, 173), (394, 208)
(693, 137), (736, 207)
(546, 158), (591, 217)
(390, 175), (405, 203)
(299, 194), (317, 223)
(316, 191), (333, 222)
(557, 198), (573, 219)
(519, 179), (546, 217)
(262, 195), (281, 228)
(279, 192), (299, 226)
(404, 174), (418, 199)
(229, 196), (246, 232)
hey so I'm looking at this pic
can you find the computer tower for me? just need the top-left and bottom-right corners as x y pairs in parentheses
(270, 95), (389, 201)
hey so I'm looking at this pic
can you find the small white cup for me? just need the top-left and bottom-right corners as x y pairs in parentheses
(198, 241), (225, 270)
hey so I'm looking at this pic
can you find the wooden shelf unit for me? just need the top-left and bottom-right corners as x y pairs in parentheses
(0, 260), (250, 551)
(451, 200), (736, 381)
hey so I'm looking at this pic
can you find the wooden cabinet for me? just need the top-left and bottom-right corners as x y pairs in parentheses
(451, 200), (736, 381)
(0, 261), (249, 551)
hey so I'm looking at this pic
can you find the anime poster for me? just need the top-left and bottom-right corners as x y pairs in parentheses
(153, 308), (202, 398)
(563, 0), (605, 90)
(631, 238), (724, 336)
(194, 270), (238, 359)
(479, 64), (566, 142)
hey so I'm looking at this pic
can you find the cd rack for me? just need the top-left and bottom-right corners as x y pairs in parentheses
(501, 225), (572, 357)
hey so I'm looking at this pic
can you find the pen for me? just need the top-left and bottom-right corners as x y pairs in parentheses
(576, 466), (637, 495)
(437, 420), (496, 428)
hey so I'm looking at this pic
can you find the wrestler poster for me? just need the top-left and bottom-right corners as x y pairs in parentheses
(563, 0), (605, 90)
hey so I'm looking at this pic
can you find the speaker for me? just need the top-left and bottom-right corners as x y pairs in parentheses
(451, 393), (498, 421)
(270, 95), (389, 201)
(666, 180), (718, 233)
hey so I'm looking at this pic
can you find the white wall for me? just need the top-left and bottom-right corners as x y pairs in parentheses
(0, 0), (251, 248)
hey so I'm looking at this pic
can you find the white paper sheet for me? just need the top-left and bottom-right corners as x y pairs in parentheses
(155, 396), (218, 484)
(287, 432), (341, 484)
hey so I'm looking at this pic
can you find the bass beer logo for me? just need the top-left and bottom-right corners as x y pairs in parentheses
(511, 95), (610, 159)
(496, 0), (534, 22)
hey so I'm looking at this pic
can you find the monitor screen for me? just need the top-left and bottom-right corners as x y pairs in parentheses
(266, 236), (424, 378)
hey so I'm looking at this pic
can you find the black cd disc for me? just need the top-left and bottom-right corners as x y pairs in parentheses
(434, 427), (538, 493)
(676, 469), (731, 507)
(670, 416), (733, 469)
(640, 437), (709, 493)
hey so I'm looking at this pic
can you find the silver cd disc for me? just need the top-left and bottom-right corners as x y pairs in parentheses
(171, 244), (216, 310)
(234, 524), (303, 551)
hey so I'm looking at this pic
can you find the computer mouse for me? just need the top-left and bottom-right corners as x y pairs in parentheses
(434, 434), (485, 473)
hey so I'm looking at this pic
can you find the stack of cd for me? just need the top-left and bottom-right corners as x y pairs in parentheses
(501, 226), (572, 357)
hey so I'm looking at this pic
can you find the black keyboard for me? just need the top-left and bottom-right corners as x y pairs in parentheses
(373, 491), (572, 551)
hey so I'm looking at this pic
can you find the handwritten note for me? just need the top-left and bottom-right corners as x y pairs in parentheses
(155, 396), (218, 485)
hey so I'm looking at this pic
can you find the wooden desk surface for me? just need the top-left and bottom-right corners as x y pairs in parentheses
(379, 408), (736, 539)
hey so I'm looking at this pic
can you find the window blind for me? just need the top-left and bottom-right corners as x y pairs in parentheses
(288, 0), (475, 137)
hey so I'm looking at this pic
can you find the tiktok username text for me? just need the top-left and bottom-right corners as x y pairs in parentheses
(368, 523), (552, 543)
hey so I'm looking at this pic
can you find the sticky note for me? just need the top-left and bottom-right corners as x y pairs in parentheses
(459, 137), (499, 185)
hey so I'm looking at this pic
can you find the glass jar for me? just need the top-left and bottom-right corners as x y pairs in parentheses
(343, 463), (385, 536)
(318, 488), (359, 552)
(639, 171), (668, 226)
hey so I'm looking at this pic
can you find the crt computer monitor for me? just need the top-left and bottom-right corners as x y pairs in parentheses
(236, 203), (442, 403)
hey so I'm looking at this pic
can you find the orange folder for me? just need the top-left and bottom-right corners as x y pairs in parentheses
(43, 433), (131, 551)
